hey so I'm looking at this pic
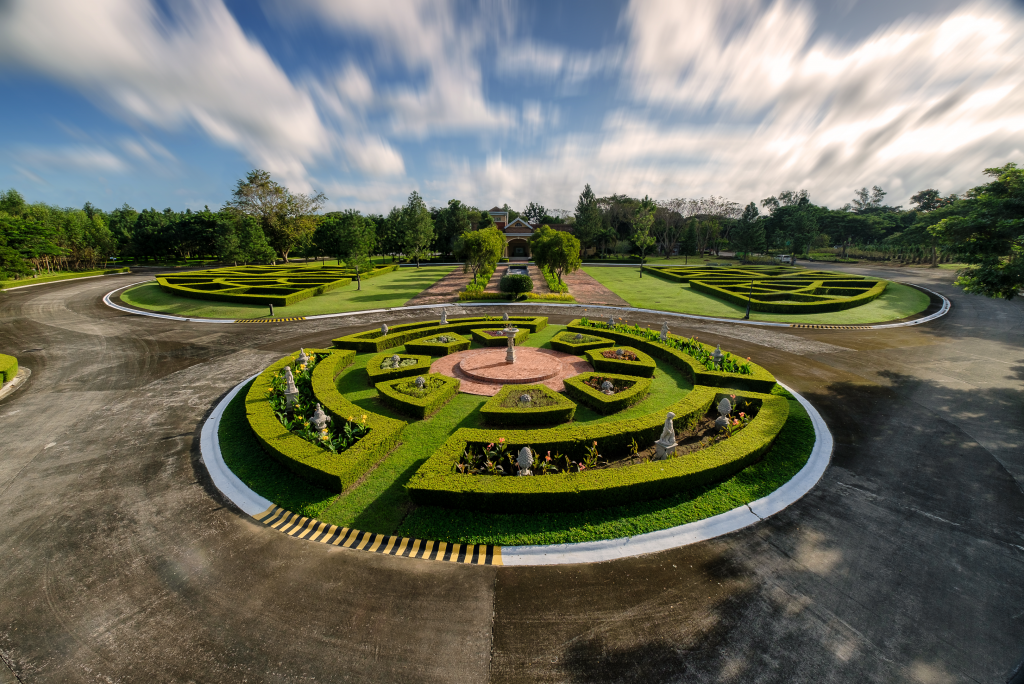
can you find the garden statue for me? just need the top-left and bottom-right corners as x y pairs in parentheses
(615, 348), (625, 358)
(712, 344), (723, 369)
(517, 446), (533, 476)
(600, 380), (614, 395)
(381, 323), (389, 336)
(607, 316), (615, 328)
(574, 333), (583, 342)
(310, 403), (329, 432)
(390, 354), (401, 368)
(519, 393), (531, 404)
(503, 312), (509, 321)
(283, 366), (298, 407)
(297, 348), (309, 367)
(654, 411), (677, 460)
(440, 308), (448, 325)
(715, 397), (732, 431)
(415, 376), (425, 389)
(660, 322), (669, 343)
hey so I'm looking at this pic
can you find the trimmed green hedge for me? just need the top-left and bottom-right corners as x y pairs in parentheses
(567, 320), (776, 393)
(0, 354), (18, 384)
(585, 345), (656, 378)
(375, 373), (461, 419)
(459, 292), (577, 302)
(688, 278), (887, 313)
(332, 316), (548, 353)
(470, 327), (531, 347)
(479, 384), (577, 426)
(365, 352), (432, 385)
(404, 332), (472, 356)
(549, 331), (615, 354)
(407, 388), (788, 513)
(563, 372), (652, 415)
(245, 349), (406, 492)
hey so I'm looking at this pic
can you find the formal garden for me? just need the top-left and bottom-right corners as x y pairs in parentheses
(217, 314), (816, 546)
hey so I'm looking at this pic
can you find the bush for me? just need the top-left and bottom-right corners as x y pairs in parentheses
(375, 373), (461, 419)
(470, 327), (531, 347)
(540, 266), (569, 293)
(407, 389), (789, 513)
(0, 354), (17, 383)
(333, 316), (548, 353)
(585, 345), (657, 378)
(404, 332), (472, 356)
(499, 273), (534, 295)
(563, 372), (652, 414)
(365, 352), (432, 385)
(549, 331), (615, 354)
(479, 384), (577, 426)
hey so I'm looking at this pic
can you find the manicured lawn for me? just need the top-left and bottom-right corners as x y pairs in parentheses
(1, 267), (129, 289)
(583, 266), (931, 324)
(120, 265), (454, 319)
(219, 325), (814, 546)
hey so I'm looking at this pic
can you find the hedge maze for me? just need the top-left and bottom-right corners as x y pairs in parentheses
(238, 316), (795, 522)
(648, 265), (887, 314)
(157, 263), (399, 306)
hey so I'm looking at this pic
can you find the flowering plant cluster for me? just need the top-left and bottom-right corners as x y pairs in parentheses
(267, 354), (369, 454)
(453, 437), (586, 476)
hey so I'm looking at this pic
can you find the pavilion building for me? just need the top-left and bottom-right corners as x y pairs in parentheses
(486, 207), (574, 260)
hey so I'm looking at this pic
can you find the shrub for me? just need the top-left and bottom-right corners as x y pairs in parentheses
(0, 354), (17, 383)
(585, 345), (657, 378)
(375, 373), (461, 419)
(365, 352), (432, 385)
(499, 273), (533, 295)
(563, 372), (652, 414)
(333, 316), (548, 352)
(479, 384), (577, 426)
(404, 332), (472, 356)
(549, 331), (615, 354)
(470, 327), (531, 347)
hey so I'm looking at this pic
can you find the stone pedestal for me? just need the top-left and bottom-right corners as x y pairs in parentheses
(503, 328), (519, 364)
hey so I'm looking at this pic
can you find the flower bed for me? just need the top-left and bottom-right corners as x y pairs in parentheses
(0, 354), (17, 384)
(563, 372), (652, 415)
(549, 331), (615, 354)
(375, 373), (461, 419)
(333, 316), (548, 353)
(365, 352), (432, 385)
(585, 345), (656, 378)
(404, 332), (471, 356)
(478, 384), (577, 426)
(470, 327), (531, 347)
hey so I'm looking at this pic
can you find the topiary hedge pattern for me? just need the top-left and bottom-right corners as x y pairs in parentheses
(245, 349), (406, 492)
(470, 327), (531, 347)
(0, 354), (17, 384)
(407, 388), (789, 513)
(563, 372), (652, 415)
(549, 331), (615, 354)
(479, 384), (577, 426)
(333, 316), (548, 353)
(404, 332), (472, 356)
(585, 345), (657, 378)
(365, 352), (432, 385)
(375, 373), (461, 419)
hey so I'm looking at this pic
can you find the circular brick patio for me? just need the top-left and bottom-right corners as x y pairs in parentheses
(430, 348), (593, 396)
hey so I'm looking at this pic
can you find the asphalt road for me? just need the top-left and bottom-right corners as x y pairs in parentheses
(0, 270), (1021, 683)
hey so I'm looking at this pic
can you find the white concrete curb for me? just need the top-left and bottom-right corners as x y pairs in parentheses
(0, 367), (31, 402)
(201, 372), (831, 565)
(2, 271), (131, 291)
(200, 374), (272, 516)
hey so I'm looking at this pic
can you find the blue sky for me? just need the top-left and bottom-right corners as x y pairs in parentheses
(1, 0), (1022, 215)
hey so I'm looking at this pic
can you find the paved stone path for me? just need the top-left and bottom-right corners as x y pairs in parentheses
(430, 347), (592, 395)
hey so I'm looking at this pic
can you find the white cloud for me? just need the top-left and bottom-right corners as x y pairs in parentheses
(18, 145), (128, 173)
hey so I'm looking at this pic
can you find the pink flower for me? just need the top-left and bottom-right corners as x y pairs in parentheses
(545, 455), (551, 462)
(739, 412), (746, 418)
(730, 394), (736, 399)
(733, 419), (740, 425)
(579, 463), (587, 471)
(487, 443), (494, 448)
(498, 437), (505, 443)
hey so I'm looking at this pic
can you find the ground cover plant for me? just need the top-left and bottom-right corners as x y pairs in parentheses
(0, 354), (17, 383)
(582, 266), (930, 324)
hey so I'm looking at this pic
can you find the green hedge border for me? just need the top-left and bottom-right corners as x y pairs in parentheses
(407, 388), (788, 513)
(404, 332), (472, 356)
(375, 373), (461, 419)
(245, 349), (406, 492)
(333, 316), (548, 353)
(585, 345), (656, 378)
(563, 372), (652, 415)
(365, 352), (432, 385)
(567, 320), (776, 393)
(688, 278), (887, 313)
(0, 354), (18, 384)
(549, 332), (615, 354)
(479, 384), (577, 426)
(470, 327), (531, 347)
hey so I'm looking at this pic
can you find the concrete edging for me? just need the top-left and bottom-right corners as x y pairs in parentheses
(201, 371), (832, 566)
(0, 367), (31, 402)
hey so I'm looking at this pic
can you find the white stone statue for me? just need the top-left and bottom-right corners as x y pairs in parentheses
(283, 366), (298, 406)
(654, 411), (677, 460)
(715, 397), (732, 431)
(660, 322), (669, 343)
(503, 312), (510, 321)
(297, 348), (309, 367)
(311, 403), (329, 431)
(600, 380), (614, 394)
(519, 393), (531, 404)
(381, 323), (389, 335)
(608, 316), (615, 328)
(517, 446), (533, 476)
(415, 376), (426, 389)
(712, 344), (723, 368)
(440, 308), (448, 325)
(390, 354), (401, 368)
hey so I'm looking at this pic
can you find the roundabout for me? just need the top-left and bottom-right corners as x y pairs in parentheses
(432, 346), (592, 394)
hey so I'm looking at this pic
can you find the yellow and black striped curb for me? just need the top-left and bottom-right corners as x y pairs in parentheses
(789, 324), (871, 330)
(235, 317), (307, 323)
(254, 505), (502, 565)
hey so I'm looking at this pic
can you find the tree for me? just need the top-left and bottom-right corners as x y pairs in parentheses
(224, 169), (326, 262)
(851, 185), (888, 213)
(732, 203), (766, 259)
(476, 210), (494, 231)
(680, 220), (698, 264)
(432, 199), (471, 258)
(217, 215), (275, 264)
(454, 226), (504, 285)
(315, 210), (375, 288)
(573, 184), (602, 255)
(630, 196), (657, 277)
(523, 202), (547, 224)
(531, 225), (581, 285)
(399, 191), (435, 267)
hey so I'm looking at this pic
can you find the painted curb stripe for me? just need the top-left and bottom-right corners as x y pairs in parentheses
(235, 317), (306, 323)
(250, 505), (502, 565)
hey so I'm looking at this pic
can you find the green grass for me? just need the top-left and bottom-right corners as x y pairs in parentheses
(1, 267), (129, 289)
(120, 265), (454, 319)
(218, 325), (815, 546)
(583, 266), (931, 324)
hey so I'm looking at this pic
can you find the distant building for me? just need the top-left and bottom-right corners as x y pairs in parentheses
(486, 206), (574, 260)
